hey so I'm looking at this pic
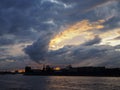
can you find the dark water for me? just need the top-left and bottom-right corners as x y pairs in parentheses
(0, 75), (120, 90)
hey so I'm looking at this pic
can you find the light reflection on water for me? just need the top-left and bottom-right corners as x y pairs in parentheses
(0, 75), (120, 90)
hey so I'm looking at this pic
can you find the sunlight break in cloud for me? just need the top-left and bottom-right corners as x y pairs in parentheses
(49, 20), (105, 50)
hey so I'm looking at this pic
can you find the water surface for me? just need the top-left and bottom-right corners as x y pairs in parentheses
(0, 75), (120, 90)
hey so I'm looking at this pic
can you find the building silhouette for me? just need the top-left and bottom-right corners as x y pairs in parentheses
(24, 65), (120, 77)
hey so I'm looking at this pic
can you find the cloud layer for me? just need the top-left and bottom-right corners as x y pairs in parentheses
(0, 0), (120, 69)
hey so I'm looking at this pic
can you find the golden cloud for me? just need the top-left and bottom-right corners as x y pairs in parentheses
(49, 20), (105, 50)
(99, 28), (120, 46)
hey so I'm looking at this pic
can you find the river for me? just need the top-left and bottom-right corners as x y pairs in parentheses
(0, 75), (120, 90)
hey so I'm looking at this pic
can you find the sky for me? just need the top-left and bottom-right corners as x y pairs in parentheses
(0, 0), (120, 70)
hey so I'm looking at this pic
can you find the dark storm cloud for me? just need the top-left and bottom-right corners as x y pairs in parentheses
(0, 0), (62, 40)
(24, 33), (51, 62)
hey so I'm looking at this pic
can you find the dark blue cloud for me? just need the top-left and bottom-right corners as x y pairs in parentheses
(0, 37), (14, 46)
(24, 33), (52, 62)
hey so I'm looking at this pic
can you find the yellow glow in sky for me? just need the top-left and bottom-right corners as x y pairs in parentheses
(99, 28), (120, 46)
(49, 19), (120, 51)
(54, 67), (61, 71)
(49, 20), (105, 50)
